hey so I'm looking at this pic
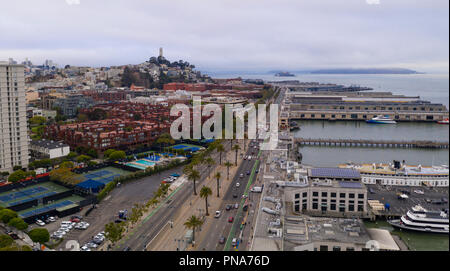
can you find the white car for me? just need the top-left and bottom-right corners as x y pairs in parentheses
(236, 183), (240, 187)
(87, 242), (98, 248)
(414, 190), (424, 195)
(80, 245), (91, 251)
(214, 211), (221, 218)
(35, 220), (45, 226)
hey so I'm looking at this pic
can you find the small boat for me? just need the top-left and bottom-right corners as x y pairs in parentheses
(366, 115), (396, 124)
(289, 121), (300, 131)
(437, 118), (449, 124)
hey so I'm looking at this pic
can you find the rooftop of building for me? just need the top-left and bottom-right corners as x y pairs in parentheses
(285, 216), (371, 245)
(339, 163), (449, 176)
(309, 167), (361, 179)
(30, 139), (69, 149)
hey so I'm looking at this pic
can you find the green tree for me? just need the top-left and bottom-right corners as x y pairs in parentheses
(224, 161), (233, 180)
(76, 155), (92, 163)
(59, 161), (74, 168)
(103, 149), (116, 158)
(214, 172), (221, 197)
(105, 222), (125, 245)
(108, 151), (126, 161)
(66, 151), (77, 160)
(205, 157), (215, 177)
(7, 170), (27, 183)
(0, 235), (14, 248)
(0, 209), (18, 224)
(187, 170), (200, 195)
(29, 116), (46, 126)
(28, 228), (50, 244)
(183, 215), (203, 243)
(199, 186), (212, 216)
(8, 217), (28, 231)
(49, 167), (82, 185)
(87, 149), (98, 158)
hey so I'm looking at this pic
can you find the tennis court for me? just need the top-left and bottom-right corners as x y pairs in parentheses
(81, 166), (132, 185)
(170, 144), (203, 152)
(0, 182), (70, 208)
(17, 195), (85, 218)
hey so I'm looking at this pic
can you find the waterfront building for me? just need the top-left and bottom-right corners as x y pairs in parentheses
(284, 168), (368, 218)
(0, 63), (29, 172)
(285, 91), (448, 122)
(339, 162), (449, 187)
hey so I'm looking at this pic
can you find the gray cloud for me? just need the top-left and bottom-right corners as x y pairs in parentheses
(0, 0), (448, 72)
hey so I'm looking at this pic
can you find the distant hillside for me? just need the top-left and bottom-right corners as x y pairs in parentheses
(309, 68), (421, 74)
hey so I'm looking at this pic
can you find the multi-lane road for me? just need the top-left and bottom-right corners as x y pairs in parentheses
(113, 141), (231, 251)
(197, 139), (264, 251)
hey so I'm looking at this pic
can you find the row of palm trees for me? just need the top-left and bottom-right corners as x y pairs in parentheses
(183, 139), (245, 246)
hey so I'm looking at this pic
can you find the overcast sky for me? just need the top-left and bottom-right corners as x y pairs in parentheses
(0, 0), (448, 73)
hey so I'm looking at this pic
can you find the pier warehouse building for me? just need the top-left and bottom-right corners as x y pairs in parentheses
(284, 91), (448, 122)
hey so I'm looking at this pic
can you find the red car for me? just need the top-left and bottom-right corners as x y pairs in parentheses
(70, 218), (81, 223)
(228, 216), (234, 223)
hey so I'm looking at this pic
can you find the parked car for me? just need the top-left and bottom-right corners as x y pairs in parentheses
(236, 183), (240, 187)
(239, 173), (244, 178)
(425, 198), (432, 203)
(442, 197), (448, 203)
(234, 203), (239, 209)
(226, 205), (232, 211)
(80, 245), (91, 251)
(70, 218), (81, 223)
(228, 217), (234, 223)
(35, 219), (45, 226)
(246, 171), (250, 175)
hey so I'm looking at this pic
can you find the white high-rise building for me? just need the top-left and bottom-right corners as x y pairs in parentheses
(0, 62), (29, 172)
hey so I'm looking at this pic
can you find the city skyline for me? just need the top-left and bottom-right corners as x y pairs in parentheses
(0, 0), (448, 73)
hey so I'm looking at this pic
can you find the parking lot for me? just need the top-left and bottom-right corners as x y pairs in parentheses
(367, 184), (449, 216)
(43, 165), (184, 250)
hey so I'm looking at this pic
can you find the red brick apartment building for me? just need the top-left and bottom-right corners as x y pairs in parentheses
(44, 119), (170, 151)
(45, 102), (174, 151)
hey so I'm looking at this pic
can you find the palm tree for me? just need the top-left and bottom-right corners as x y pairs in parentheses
(188, 169), (200, 195)
(200, 186), (212, 216)
(214, 172), (221, 197)
(184, 215), (203, 243)
(224, 161), (233, 180)
(216, 143), (225, 165)
(205, 157), (215, 177)
(232, 144), (241, 166)
(183, 164), (193, 176)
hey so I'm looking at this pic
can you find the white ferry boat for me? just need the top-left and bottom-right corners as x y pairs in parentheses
(339, 161), (449, 187)
(366, 115), (396, 124)
(388, 205), (449, 234)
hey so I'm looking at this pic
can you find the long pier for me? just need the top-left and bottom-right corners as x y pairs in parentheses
(295, 138), (449, 149)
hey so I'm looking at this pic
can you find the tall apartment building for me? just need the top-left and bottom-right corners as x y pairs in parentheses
(0, 62), (29, 172)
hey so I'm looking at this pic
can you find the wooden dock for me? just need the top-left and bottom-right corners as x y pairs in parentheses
(295, 138), (449, 149)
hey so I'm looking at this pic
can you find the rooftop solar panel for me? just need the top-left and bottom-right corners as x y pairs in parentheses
(310, 168), (360, 179)
(339, 181), (363, 189)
